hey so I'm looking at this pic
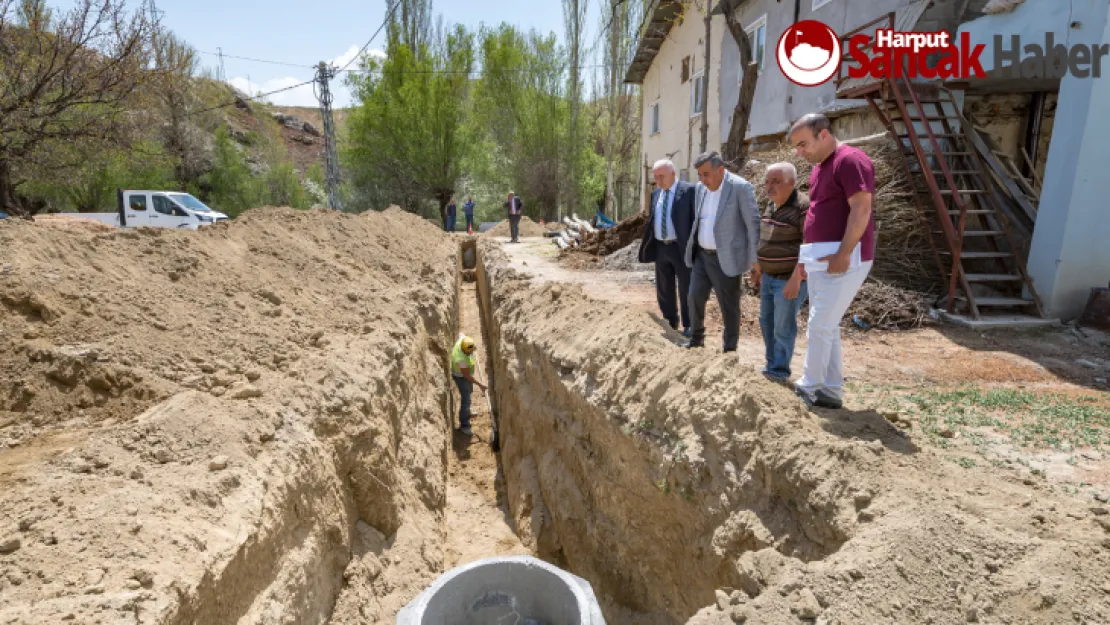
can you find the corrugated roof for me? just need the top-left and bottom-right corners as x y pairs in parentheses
(835, 0), (932, 98)
(623, 0), (684, 85)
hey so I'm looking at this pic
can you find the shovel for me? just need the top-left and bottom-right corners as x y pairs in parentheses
(473, 350), (500, 452)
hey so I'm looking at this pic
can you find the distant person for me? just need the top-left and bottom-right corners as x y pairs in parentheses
(451, 334), (487, 437)
(684, 152), (761, 352)
(753, 162), (810, 382)
(788, 113), (876, 410)
(505, 191), (524, 243)
(464, 195), (476, 232)
(638, 159), (696, 337)
(445, 197), (457, 232)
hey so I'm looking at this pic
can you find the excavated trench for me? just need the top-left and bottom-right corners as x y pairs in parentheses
(8, 219), (1104, 625)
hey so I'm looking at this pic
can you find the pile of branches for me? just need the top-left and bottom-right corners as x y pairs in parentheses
(569, 211), (648, 256)
(742, 141), (940, 294)
(848, 280), (933, 330)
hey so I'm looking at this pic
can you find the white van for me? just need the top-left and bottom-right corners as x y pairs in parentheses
(64, 190), (229, 230)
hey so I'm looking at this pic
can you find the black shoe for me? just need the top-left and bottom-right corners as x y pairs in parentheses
(457, 426), (474, 436)
(814, 390), (843, 410)
(794, 385), (816, 408)
(684, 340), (704, 349)
(723, 346), (737, 353)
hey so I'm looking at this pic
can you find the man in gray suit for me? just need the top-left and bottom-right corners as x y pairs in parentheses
(684, 151), (761, 352)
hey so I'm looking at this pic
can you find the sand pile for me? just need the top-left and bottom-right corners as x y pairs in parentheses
(476, 238), (1110, 625)
(484, 216), (545, 238)
(0, 207), (459, 624)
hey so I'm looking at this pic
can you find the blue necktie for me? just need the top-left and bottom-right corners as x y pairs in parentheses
(661, 189), (671, 240)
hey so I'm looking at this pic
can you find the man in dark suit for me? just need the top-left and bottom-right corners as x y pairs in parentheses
(505, 191), (524, 242)
(639, 159), (696, 336)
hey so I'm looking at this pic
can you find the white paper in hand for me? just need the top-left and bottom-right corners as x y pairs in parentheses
(799, 242), (862, 272)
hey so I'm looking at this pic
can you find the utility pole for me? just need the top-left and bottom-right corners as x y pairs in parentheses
(604, 0), (620, 221)
(217, 47), (226, 83)
(315, 62), (344, 211)
(700, 0), (710, 154)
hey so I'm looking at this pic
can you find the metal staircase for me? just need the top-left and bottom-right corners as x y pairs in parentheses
(836, 14), (1045, 321)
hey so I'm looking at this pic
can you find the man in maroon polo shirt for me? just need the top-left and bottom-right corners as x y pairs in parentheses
(786, 113), (875, 409)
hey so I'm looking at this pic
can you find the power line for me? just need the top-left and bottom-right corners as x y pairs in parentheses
(340, 63), (622, 76)
(337, 0), (402, 72)
(198, 49), (314, 69)
(187, 79), (315, 117)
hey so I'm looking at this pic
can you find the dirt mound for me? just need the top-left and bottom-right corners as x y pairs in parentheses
(484, 216), (545, 238)
(31, 213), (116, 233)
(0, 207), (459, 624)
(571, 211), (648, 256)
(476, 237), (1110, 625)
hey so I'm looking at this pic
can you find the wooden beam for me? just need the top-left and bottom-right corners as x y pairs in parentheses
(965, 126), (1039, 224)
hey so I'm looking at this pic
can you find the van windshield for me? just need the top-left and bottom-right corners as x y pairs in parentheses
(170, 194), (214, 213)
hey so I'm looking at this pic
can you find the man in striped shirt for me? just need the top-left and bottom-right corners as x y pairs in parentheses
(751, 162), (809, 382)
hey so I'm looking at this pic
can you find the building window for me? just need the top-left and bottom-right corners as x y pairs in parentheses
(745, 15), (767, 73)
(681, 56), (691, 83)
(812, 0), (834, 11)
(650, 101), (660, 135)
(690, 71), (705, 117)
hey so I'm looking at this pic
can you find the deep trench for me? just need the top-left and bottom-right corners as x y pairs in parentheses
(171, 237), (835, 624)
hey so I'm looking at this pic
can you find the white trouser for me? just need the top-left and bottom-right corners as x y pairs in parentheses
(796, 261), (872, 400)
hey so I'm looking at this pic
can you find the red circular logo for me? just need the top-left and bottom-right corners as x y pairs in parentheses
(776, 20), (842, 87)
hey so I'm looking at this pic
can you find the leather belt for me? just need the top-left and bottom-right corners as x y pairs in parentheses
(699, 247), (717, 255)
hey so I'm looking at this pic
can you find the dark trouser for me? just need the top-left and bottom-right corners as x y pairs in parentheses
(453, 375), (472, 429)
(509, 214), (521, 240)
(446, 215), (456, 232)
(759, 274), (809, 379)
(689, 248), (742, 350)
(465, 214), (474, 230)
(653, 241), (692, 330)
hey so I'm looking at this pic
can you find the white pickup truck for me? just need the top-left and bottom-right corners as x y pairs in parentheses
(64, 190), (229, 230)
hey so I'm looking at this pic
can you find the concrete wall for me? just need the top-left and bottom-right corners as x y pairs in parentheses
(958, 0), (1101, 86)
(640, 3), (726, 182)
(718, 0), (918, 143)
(1014, 0), (1110, 319)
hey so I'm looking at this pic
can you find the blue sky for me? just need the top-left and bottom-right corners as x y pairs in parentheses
(142, 0), (602, 107)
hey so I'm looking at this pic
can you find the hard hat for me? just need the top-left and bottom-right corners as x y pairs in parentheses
(460, 337), (476, 353)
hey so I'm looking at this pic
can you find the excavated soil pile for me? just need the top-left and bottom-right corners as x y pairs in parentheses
(0, 207), (459, 624)
(570, 211), (649, 256)
(484, 216), (545, 238)
(476, 237), (1110, 625)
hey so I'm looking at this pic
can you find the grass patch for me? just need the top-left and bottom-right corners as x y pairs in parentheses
(907, 388), (1110, 451)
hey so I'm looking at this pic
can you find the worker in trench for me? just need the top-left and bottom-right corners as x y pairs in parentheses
(451, 335), (487, 437)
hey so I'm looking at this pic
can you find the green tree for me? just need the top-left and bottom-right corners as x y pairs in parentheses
(344, 17), (474, 225)
(467, 25), (569, 221)
(0, 0), (158, 215)
(260, 160), (308, 209)
(204, 127), (253, 217)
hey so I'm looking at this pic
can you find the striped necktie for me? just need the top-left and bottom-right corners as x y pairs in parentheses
(661, 189), (671, 240)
